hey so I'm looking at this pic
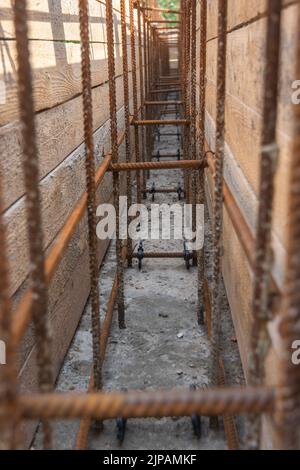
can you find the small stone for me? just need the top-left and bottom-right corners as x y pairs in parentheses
(189, 364), (196, 369)
(177, 332), (184, 339)
(177, 370), (183, 376)
(159, 313), (169, 318)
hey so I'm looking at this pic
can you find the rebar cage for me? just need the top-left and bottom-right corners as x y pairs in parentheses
(0, 0), (299, 451)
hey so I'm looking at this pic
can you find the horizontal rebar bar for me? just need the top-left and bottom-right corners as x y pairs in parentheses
(159, 76), (181, 80)
(18, 386), (275, 420)
(157, 133), (181, 137)
(109, 160), (206, 172)
(145, 101), (182, 106)
(132, 252), (184, 259)
(141, 6), (181, 14)
(151, 88), (181, 94)
(154, 27), (179, 30)
(160, 110), (180, 115)
(141, 189), (178, 194)
(149, 20), (180, 24)
(133, 119), (188, 126)
(153, 82), (181, 86)
(151, 156), (181, 160)
(152, 153), (182, 158)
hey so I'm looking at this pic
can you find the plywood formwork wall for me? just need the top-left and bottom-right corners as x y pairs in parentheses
(0, 0), (143, 446)
(196, 0), (299, 448)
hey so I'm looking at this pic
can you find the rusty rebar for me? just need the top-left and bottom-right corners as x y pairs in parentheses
(131, 253), (186, 259)
(150, 88), (181, 94)
(137, 1), (147, 197)
(130, 0), (142, 205)
(145, 101), (183, 106)
(18, 387), (274, 421)
(273, 2), (300, 451)
(133, 119), (189, 126)
(110, 160), (206, 172)
(142, 3), (151, 174)
(182, 0), (191, 204)
(210, 0), (227, 430)
(79, 0), (102, 401)
(196, 0), (208, 327)
(246, 0), (282, 449)
(141, 188), (179, 194)
(121, 0), (133, 267)
(141, 6), (181, 15)
(14, 0), (53, 449)
(190, 0), (197, 268)
(106, 0), (125, 330)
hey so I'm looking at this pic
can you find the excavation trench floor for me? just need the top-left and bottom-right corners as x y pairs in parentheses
(33, 105), (244, 450)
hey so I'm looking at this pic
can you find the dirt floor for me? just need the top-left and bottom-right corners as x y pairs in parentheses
(33, 101), (244, 450)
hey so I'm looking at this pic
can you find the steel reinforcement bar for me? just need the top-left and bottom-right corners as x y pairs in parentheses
(131, 253), (185, 259)
(145, 101), (183, 105)
(18, 386), (275, 421)
(132, 119), (188, 126)
(150, 88), (181, 94)
(109, 160), (206, 172)
(140, 6), (181, 15)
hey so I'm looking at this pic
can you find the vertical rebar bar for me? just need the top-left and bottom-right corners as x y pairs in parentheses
(78, 0), (102, 396)
(274, 4), (300, 449)
(196, 0), (207, 326)
(130, 0), (142, 205)
(121, 0), (133, 268)
(190, 0), (197, 267)
(142, 4), (150, 172)
(137, 1), (147, 197)
(210, 0), (227, 429)
(246, 0), (282, 449)
(14, 0), (53, 449)
(106, 0), (126, 329)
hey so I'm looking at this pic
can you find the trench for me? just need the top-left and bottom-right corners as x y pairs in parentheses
(32, 96), (244, 451)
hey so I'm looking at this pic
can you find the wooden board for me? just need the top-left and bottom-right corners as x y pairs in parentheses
(0, 0), (142, 124)
(0, 75), (135, 211)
